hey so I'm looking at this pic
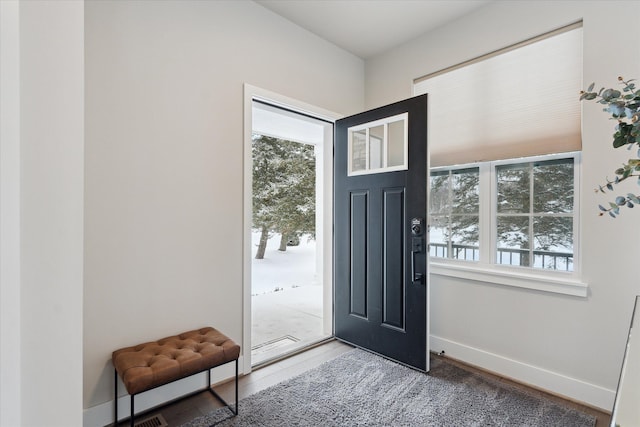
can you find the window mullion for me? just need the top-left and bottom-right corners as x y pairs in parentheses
(365, 128), (370, 170)
(447, 170), (453, 259)
(383, 123), (388, 168)
(480, 162), (491, 264)
(529, 163), (535, 268)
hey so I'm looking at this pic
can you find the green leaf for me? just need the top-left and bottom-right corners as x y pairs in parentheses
(614, 135), (627, 148)
(587, 82), (595, 92)
(616, 196), (626, 205)
(609, 211), (617, 218)
(603, 88), (622, 101)
(599, 204), (607, 211)
(628, 193), (640, 204)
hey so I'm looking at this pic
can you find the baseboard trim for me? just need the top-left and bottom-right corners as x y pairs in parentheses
(430, 335), (614, 411)
(83, 355), (243, 427)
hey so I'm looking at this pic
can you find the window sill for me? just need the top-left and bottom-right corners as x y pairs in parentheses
(429, 262), (588, 297)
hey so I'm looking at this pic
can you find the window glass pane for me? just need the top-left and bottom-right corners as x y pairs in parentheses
(497, 164), (530, 213)
(429, 171), (450, 214)
(533, 158), (574, 213)
(429, 216), (448, 258)
(533, 216), (573, 271)
(369, 125), (384, 169)
(351, 129), (367, 172)
(451, 168), (479, 214)
(387, 120), (405, 167)
(450, 215), (479, 261)
(429, 168), (480, 262)
(496, 216), (530, 267)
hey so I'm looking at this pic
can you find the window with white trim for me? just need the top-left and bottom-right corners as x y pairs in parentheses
(429, 153), (579, 273)
(414, 23), (584, 291)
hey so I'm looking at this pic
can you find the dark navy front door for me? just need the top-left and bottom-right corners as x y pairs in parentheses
(334, 94), (429, 371)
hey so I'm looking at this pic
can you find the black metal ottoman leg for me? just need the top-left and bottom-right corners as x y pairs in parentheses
(130, 394), (134, 427)
(234, 359), (238, 415)
(114, 370), (118, 426)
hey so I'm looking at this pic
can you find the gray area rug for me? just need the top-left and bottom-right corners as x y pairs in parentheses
(182, 348), (596, 426)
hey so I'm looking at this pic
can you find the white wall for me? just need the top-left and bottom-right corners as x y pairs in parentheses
(366, 0), (640, 410)
(19, 1), (85, 425)
(83, 0), (363, 420)
(0, 1), (22, 425)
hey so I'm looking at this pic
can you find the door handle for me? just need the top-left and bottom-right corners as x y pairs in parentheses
(411, 237), (424, 285)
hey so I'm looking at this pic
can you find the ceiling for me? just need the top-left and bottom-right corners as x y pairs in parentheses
(255, 0), (492, 59)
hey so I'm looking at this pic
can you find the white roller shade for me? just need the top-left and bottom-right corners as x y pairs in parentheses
(414, 24), (582, 167)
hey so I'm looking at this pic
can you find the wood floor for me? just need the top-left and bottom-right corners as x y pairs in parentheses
(120, 340), (610, 427)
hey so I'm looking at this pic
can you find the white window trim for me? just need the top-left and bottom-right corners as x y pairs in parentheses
(430, 262), (588, 297)
(429, 152), (588, 297)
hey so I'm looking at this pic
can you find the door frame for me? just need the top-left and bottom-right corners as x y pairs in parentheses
(242, 84), (341, 373)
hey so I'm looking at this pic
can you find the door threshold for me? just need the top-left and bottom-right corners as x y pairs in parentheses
(252, 336), (335, 370)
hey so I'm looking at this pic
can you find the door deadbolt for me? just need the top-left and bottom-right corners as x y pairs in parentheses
(411, 218), (424, 236)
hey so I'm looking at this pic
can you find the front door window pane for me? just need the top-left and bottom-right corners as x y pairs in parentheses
(369, 125), (384, 170)
(387, 120), (405, 167)
(351, 129), (367, 172)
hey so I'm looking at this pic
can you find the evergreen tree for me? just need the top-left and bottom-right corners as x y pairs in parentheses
(252, 134), (316, 259)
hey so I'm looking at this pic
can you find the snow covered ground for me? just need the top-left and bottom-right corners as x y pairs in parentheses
(251, 231), (318, 295)
(250, 231), (327, 364)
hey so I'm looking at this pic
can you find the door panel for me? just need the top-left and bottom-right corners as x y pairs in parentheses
(334, 94), (428, 371)
(383, 187), (405, 330)
(350, 190), (368, 318)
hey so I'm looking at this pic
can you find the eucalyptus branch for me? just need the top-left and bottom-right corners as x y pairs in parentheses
(598, 193), (640, 218)
(595, 173), (640, 193)
(581, 76), (640, 217)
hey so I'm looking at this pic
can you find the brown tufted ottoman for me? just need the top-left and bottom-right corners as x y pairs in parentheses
(112, 327), (240, 426)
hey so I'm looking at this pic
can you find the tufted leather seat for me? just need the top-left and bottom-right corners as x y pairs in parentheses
(113, 327), (240, 426)
(113, 327), (240, 395)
